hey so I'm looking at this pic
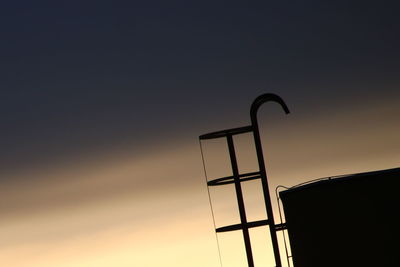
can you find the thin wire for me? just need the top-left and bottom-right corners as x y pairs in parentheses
(199, 140), (223, 267)
(275, 185), (291, 267)
(290, 176), (333, 189)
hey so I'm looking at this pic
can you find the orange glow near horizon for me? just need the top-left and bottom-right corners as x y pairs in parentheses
(1, 99), (399, 267)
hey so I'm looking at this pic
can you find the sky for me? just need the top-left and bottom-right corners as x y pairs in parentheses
(1, 1), (399, 266)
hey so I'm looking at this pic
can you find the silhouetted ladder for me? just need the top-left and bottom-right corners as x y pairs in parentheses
(199, 93), (290, 267)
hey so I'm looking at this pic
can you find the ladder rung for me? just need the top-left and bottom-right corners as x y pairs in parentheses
(216, 219), (270, 233)
(207, 171), (261, 186)
(275, 223), (287, 231)
(199, 125), (253, 140)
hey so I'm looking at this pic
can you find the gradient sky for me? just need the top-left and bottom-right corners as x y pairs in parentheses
(1, 1), (399, 266)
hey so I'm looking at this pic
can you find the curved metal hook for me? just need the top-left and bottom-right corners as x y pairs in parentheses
(250, 93), (290, 125)
(248, 93), (290, 267)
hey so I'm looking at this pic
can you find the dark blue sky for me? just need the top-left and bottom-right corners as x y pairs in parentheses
(1, 0), (399, 174)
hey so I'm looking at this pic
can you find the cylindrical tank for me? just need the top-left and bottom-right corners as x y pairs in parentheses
(280, 167), (399, 267)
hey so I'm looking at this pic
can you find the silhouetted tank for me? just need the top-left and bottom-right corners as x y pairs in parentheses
(280, 167), (400, 267)
(199, 93), (399, 267)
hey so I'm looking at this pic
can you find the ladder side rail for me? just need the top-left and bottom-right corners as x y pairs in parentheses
(250, 93), (290, 267)
(226, 134), (255, 267)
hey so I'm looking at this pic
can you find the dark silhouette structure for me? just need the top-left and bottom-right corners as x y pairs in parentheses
(200, 93), (399, 267)
(199, 93), (290, 267)
(280, 167), (400, 267)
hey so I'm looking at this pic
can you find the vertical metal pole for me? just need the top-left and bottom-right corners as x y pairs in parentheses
(226, 134), (254, 267)
(252, 123), (282, 267)
(250, 93), (290, 267)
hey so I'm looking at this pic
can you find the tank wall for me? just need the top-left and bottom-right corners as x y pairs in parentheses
(280, 168), (400, 267)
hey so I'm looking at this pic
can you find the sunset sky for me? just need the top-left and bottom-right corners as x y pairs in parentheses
(1, 1), (399, 266)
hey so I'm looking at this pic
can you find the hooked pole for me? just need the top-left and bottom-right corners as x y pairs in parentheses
(250, 93), (290, 267)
